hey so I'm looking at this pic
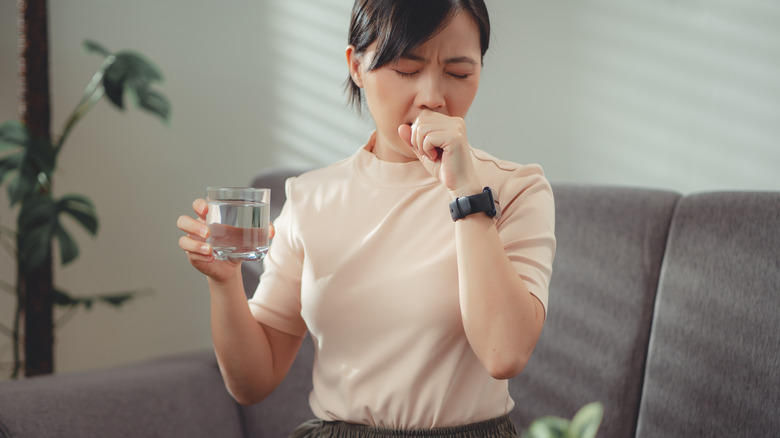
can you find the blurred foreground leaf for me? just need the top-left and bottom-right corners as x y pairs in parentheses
(521, 402), (604, 438)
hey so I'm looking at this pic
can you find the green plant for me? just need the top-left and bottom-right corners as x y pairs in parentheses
(0, 39), (170, 378)
(521, 402), (604, 438)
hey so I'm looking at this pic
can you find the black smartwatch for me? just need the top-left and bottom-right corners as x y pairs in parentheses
(449, 187), (498, 221)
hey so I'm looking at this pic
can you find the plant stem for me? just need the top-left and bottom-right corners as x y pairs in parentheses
(54, 305), (79, 330)
(0, 279), (15, 295)
(0, 223), (16, 257)
(0, 224), (16, 234)
(0, 323), (12, 337)
(0, 238), (14, 258)
(0, 234), (16, 259)
(10, 288), (22, 379)
(19, 0), (55, 378)
(56, 56), (113, 150)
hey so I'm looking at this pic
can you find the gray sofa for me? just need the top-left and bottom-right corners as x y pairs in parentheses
(1, 167), (778, 438)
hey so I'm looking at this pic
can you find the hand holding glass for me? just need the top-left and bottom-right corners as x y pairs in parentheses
(206, 187), (270, 261)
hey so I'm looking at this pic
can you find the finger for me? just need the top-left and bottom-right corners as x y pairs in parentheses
(412, 120), (425, 153)
(411, 110), (440, 147)
(179, 235), (212, 256)
(269, 221), (276, 239)
(398, 124), (413, 148)
(421, 131), (444, 161)
(399, 123), (429, 165)
(411, 118), (443, 159)
(177, 215), (210, 239)
(193, 198), (209, 218)
(189, 252), (215, 264)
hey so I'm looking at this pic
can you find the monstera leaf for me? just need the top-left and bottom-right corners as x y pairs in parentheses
(57, 40), (171, 151)
(17, 193), (98, 272)
(54, 287), (152, 311)
(84, 39), (170, 121)
(0, 121), (57, 206)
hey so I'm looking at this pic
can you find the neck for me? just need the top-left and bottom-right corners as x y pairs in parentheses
(370, 131), (417, 163)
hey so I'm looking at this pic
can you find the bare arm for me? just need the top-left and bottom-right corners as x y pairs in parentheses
(178, 199), (303, 404)
(207, 272), (304, 405)
(453, 202), (545, 380)
(400, 112), (548, 380)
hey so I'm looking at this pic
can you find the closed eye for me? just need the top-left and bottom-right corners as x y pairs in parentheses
(394, 69), (419, 78)
(448, 72), (470, 79)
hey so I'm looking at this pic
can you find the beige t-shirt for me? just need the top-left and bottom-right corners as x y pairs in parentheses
(249, 135), (556, 429)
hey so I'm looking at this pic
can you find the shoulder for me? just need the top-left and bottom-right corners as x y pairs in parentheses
(469, 148), (552, 201)
(284, 154), (355, 203)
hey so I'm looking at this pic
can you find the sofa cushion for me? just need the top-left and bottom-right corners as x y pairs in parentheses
(509, 184), (680, 438)
(0, 352), (244, 438)
(636, 192), (780, 436)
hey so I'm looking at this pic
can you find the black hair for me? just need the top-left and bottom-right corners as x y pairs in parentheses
(346, 0), (490, 112)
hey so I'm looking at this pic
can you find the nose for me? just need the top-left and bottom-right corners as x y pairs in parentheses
(415, 72), (445, 111)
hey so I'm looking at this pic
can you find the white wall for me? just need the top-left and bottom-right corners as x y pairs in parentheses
(1, 0), (778, 375)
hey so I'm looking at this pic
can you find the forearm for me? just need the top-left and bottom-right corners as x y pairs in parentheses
(208, 272), (277, 404)
(455, 213), (545, 380)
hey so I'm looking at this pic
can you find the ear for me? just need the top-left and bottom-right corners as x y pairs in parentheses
(346, 45), (364, 88)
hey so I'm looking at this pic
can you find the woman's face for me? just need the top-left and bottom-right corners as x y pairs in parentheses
(348, 11), (482, 163)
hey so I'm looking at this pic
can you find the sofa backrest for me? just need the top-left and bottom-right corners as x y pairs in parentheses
(240, 167), (779, 436)
(636, 192), (780, 437)
(509, 184), (681, 437)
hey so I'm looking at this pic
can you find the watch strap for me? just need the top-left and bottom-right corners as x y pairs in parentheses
(449, 187), (496, 221)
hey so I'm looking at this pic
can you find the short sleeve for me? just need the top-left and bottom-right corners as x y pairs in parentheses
(496, 169), (556, 318)
(247, 177), (308, 337)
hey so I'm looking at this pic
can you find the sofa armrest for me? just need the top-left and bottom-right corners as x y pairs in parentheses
(0, 351), (245, 438)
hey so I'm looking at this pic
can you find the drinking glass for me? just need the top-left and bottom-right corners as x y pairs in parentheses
(206, 187), (270, 261)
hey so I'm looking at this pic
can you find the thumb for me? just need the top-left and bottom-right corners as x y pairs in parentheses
(398, 123), (441, 181)
(398, 123), (413, 148)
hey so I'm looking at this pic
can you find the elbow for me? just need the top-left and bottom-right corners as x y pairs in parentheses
(226, 384), (268, 407)
(483, 350), (533, 380)
(233, 394), (259, 407)
(486, 360), (526, 381)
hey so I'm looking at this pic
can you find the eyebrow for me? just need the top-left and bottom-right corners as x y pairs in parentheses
(400, 53), (478, 65)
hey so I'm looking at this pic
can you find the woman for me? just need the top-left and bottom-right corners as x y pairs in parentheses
(177, 0), (556, 436)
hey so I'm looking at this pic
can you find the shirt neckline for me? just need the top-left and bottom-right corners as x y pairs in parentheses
(353, 131), (439, 189)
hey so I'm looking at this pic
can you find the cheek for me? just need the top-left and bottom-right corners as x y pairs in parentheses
(370, 74), (406, 101)
(449, 81), (480, 115)
(365, 76), (410, 113)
